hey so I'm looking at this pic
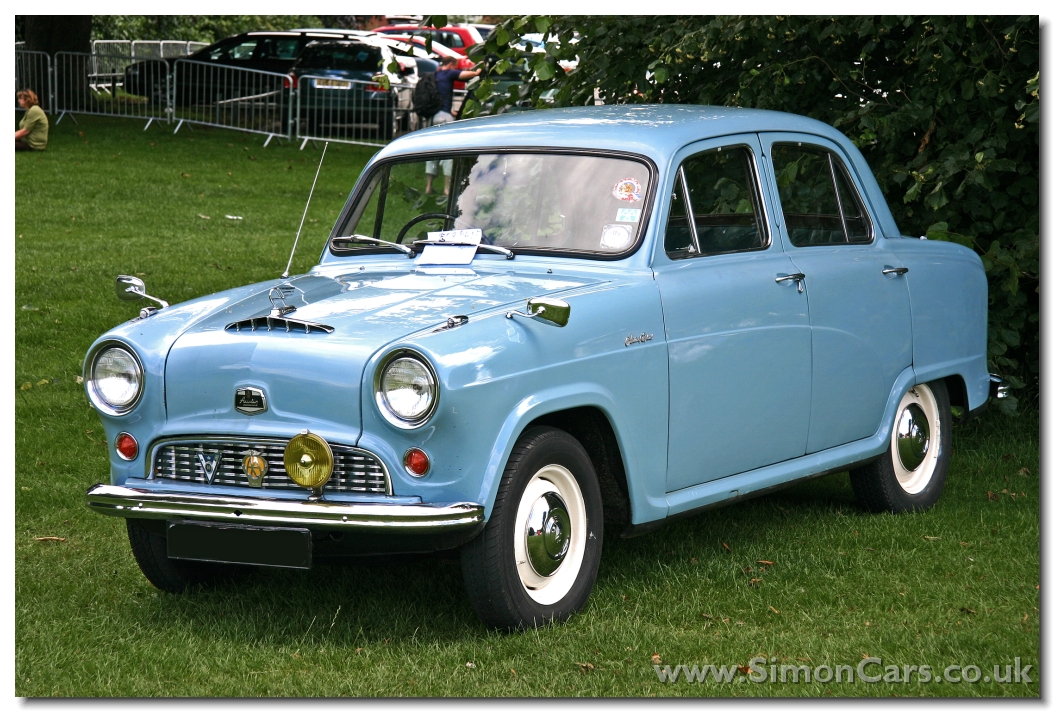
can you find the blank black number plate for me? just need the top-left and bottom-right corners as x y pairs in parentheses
(167, 521), (312, 569)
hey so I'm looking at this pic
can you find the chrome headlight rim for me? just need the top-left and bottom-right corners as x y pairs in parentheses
(85, 340), (144, 416)
(373, 348), (439, 430)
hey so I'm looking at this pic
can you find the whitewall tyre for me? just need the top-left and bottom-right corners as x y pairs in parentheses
(461, 427), (604, 630)
(850, 380), (952, 513)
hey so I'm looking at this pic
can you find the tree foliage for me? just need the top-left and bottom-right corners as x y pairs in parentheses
(465, 16), (1039, 409)
(88, 16), (323, 44)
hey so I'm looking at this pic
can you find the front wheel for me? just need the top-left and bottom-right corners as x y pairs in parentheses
(126, 519), (241, 592)
(850, 380), (952, 513)
(461, 427), (604, 630)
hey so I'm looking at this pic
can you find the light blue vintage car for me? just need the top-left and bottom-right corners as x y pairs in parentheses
(84, 105), (1004, 630)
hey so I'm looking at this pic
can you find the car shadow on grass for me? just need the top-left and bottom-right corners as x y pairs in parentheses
(145, 472), (863, 643)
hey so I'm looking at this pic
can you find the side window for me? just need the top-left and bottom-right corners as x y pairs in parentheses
(771, 144), (872, 246)
(255, 37), (301, 61)
(442, 31), (464, 48)
(664, 145), (768, 258)
(211, 39), (258, 62)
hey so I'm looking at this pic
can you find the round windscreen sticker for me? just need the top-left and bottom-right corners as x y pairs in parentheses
(612, 178), (642, 202)
(600, 224), (633, 250)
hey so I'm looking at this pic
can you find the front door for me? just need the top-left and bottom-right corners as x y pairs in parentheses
(656, 136), (812, 493)
(761, 134), (913, 453)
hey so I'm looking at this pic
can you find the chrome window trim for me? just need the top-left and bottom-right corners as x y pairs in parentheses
(678, 166), (701, 256)
(84, 339), (145, 417)
(373, 348), (440, 430)
(827, 153), (852, 241)
(665, 143), (772, 260)
(770, 142), (876, 247)
(326, 147), (659, 263)
(145, 434), (393, 496)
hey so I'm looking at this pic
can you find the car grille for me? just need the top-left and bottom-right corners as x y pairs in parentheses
(150, 438), (390, 494)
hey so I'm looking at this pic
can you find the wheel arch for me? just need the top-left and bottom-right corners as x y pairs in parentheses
(527, 406), (632, 532)
(475, 385), (661, 526)
(941, 373), (969, 413)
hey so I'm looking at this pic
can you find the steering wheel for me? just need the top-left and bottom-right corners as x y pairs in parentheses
(395, 213), (459, 244)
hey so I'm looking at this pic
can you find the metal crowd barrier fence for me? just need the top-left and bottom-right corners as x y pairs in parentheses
(52, 51), (171, 129)
(91, 40), (208, 59)
(92, 40), (131, 56)
(16, 47), (475, 148)
(171, 59), (293, 144)
(15, 50), (53, 112)
(89, 46), (138, 95)
(132, 40), (209, 59)
(294, 74), (415, 149)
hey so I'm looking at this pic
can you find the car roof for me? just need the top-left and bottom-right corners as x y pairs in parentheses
(290, 28), (378, 36)
(381, 34), (458, 55)
(378, 105), (847, 162)
(303, 37), (388, 49)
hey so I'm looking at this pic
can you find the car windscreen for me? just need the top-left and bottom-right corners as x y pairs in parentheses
(298, 44), (382, 71)
(334, 152), (652, 257)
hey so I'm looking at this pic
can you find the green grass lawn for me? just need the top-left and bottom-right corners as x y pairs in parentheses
(15, 114), (1039, 697)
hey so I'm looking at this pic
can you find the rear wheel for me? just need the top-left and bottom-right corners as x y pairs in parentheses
(461, 427), (603, 630)
(126, 519), (240, 592)
(850, 380), (952, 513)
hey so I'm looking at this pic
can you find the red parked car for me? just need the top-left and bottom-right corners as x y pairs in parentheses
(383, 35), (475, 71)
(373, 24), (483, 56)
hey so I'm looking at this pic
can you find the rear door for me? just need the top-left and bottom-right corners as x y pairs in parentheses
(759, 133), (913, 453)
(655, 135), (813, 493)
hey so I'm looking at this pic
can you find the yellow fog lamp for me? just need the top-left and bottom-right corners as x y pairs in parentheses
(283, 430), (334, 497)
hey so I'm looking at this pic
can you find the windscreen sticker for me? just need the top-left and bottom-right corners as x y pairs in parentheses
(616, 208), (641, 223)
(612, 178), (643, 202)
(600, 224), (633, 250)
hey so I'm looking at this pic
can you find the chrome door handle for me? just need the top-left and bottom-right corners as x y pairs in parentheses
(882, 267), (909, 276)
(775, 272), (806, 293)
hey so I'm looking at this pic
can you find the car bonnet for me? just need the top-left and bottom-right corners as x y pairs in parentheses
(162, 266), (600, 440)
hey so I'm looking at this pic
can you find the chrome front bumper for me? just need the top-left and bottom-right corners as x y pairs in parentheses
(85, 483), (485, 532)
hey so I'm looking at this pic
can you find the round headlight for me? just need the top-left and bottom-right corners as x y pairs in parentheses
(283, 431), (334, 492)
(88, 344), (143, 415)
(376, 352), (438, 427)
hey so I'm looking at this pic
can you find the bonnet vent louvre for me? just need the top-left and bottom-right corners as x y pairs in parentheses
(225, 315), (334, 334)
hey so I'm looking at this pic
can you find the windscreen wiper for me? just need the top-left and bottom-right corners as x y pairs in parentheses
(331, 234), (415, 258)
(411, 240), (515, 260)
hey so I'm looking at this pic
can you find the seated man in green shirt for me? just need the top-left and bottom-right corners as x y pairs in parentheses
(16, 89), (48, 151)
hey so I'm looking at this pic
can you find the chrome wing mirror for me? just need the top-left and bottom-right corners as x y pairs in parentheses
(506, 297), (570, 327)
(116, 275), (169, 309)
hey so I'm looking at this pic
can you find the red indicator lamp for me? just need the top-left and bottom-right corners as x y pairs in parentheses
(115, 432), (139, 461)
(403, 448), (430, 477)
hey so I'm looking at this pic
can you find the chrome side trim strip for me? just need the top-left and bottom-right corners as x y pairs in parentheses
(86, 483), (485, 531)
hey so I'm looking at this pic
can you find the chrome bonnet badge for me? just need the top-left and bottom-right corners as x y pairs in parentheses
(235, 387), (267, 415)
(241, 449), (268, 487)
(196, 451), (221, 484)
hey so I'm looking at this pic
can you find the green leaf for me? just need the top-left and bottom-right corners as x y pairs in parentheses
(534, 60), (556, 82)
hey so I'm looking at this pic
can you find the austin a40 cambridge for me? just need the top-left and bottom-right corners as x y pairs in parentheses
(84, 106), (1003, 629)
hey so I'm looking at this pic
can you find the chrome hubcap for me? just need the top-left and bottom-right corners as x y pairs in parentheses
(524, 492), (571, 577)
(896, 403), (930, 471)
